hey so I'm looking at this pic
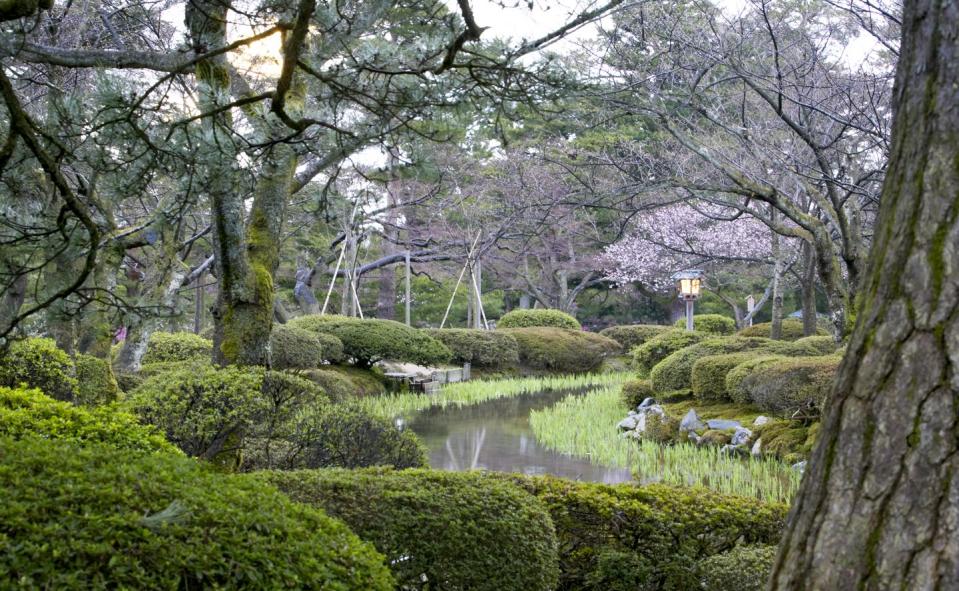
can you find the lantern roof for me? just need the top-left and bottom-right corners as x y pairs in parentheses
(671, 269), (705, 281)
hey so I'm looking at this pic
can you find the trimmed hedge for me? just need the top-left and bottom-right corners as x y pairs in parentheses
(266, 468), (560, 591)
(795, 335), (841, 355)
(737, 319), (827, 340)
(698, 545), (778, 591)
(599, 324), (671, 350)
(493, 475), (788, 591)
(497, 308), (581, 330)
(73, 354), (119, 406)
(424, 328), (519, 367)
(0, 337), (76, 401)
(0, 438), (393, 589)
(0, 386), (178, 455)
(738, 356), (841, 417)
(141, 331), (213, 364)
(504, 327), (621, 373)
(650, 337), (823, 395)
(632, 329), (708, 376)
(269, 324), (345, 370)
(726, 356), (788, 404)
(289, 314), (451, 368)
(673, 314), (736, 335)
(690, 352), (761, 401)
(621, 379), (655, 409)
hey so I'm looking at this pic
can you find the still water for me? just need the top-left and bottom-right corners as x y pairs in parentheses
(406, 388), (632, 484)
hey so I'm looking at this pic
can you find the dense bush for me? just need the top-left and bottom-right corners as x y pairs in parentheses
(504, 327), (621, 373)
(673, 314), (736, 335)
(583, 549), (655, 591)
(269, 324), (345, 369)
(738, 356), (841, 416)
(72, 353), (119, 406)
(690, 352), (761, 401)
(0, 386), (177, 454)
(726, 356), (789, 404)
(497, 308), (581, 330)
(266, 468), (559, 591)
(141, 331), (212, 364)
(737, 318), (827, 340)
(632, 329), (708, 376)
(303, 368), (362, 401)
(621, 379), (655, 409)
(494, 475), (787, 591)
(650, 337), (823, 395)
(289, 314), (451, 368)
(795, 334), (841, 355)
(599, 324), (671, 351)
(424, 328), (519, 367)
(0, 438), (393, 590)
(753, 420), (819, 463)
(0, 337), (76, 401)
(698, 545), (778, 591)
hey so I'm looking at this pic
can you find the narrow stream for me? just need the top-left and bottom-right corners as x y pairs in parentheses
(405, 388), (632, 484)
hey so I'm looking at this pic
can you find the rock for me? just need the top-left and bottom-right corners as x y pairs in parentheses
(706, 419), (741, 430)
(753, 415), (770, 427)
(643, 404), (666, 418)
(679, 409), (704, 433)
(731, 427), (753, 446)
(627, 410), (637, 416)
(633, 413), (648, 433)
(687, 432), (702, 445)
(792, 460), (807, 473)
(638, 397), (656, 409)
(751, 438), (762, 457)
(720, 444), (748, 457)
(617, 416), (639, 431)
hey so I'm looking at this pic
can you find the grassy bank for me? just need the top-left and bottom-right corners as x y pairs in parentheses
(529, 386), (800, 503)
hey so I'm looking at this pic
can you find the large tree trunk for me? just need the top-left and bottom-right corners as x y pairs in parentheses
(800, 240), (818, 337)
(770, 207), (784, 339)
(770, 2), (959, 588)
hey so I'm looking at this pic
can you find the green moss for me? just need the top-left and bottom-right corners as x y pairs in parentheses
(754, 420), (819, 461)
(661, 398), (764, 425)
(699, 429), (732, 446)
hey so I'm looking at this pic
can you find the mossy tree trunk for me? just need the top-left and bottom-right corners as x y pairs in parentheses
(769, 2), (959, 588)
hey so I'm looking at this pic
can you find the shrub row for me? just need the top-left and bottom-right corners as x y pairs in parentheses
(737, 318), (828, 340)
(269, 324), (345, 369)
(632, 329), (709, 376)
(424, 328), (520, 367)
(673, 313), (736, 335)
(599, 324), (671, 350)
(503, 327), (621, 373)
(141, 331), (212, 364)
(497, 308), (581, 330)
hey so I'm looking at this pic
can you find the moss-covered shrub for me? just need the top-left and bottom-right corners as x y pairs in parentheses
(725, 355), (789, 404)
(289, 314), (451, 368)
(141, 331), (212, 364)
(504, 327), (621, 373)
(72, 353), (119, 406)
(737, 319), (827, 340)
(795, 334), (841, 355)
(303, 367), (360, 401)
(753, 420), (818, 463)
(0, 337), (76, 401)
(632, 329), (708, 376)
(0, 438), (393, 590)
(651, 337), (823, 395)
(738, 356), (841, 417)
(493, 475), (787, 591)
(0, 386), (178, 454)
(497, 308), (581, 330)
(644, 413), (680, 443)
(266, 468), (559, 591)
(424, 328), (519, 367)
(691, 352), (767, 402)
(305, 365), (387, 399)
(599, 324), (671, 351)
(673, 314), (736, 335)
(621, 379), (655, 409)
(698, 545), (777, 591)
(269, 323), (345, 369)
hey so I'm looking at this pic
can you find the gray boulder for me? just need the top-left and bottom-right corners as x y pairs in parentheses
(792, 460), (807, 474)
(751, 438), (763, 457)
(720, 444), (748, 457)
(753, 415), (770, 427)
(731, 427), (753, 446)
(679, 409), (704, 433)
(687, 432), (702, 445)
(638, 397), (657, 409)
(617, 415), (639, 431)
(706, 418), (741, 430)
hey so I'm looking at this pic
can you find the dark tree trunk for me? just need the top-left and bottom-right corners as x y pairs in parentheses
(801, 240), (818, 337)
(770, 207), (784, 339)
(770, 2), (959, 588)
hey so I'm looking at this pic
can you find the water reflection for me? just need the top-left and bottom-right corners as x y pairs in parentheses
(406, 388), (632, 484)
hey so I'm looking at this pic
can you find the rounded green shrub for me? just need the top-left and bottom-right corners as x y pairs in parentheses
(583, 549), (654, 591)
(303, 368), (360, 402)
(73, 354), (119, 406)
(0, 337), (76, 401)
(424, 328), (520, 367)
(673, 314), (736, 335)
(266, 468), (560, 591)
(598, 324), (671, 350)
(503, 327), (621, 373)
(644, 413), (680, 443)
(632, 329), (708, 376)
(0, 386), (178, 454)
(795, 335), (841, 355)
(621, 379), (655, 409)
(497, 308), (581, 330)
(493, 475), (788, 591)
(698, 545), (778, 591)
(691, 352), (767, 401)
(726, 355), (788, 404)
(289, 315), (451, 368)
(269, 323), (345, 370)
(737, 319), (827, 340)
(738, 356), (841, 417)
(0, 438), (393, 590)
(141, 331), (212, 364)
